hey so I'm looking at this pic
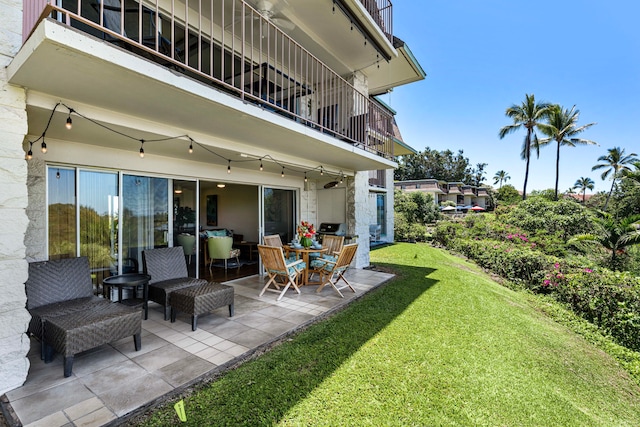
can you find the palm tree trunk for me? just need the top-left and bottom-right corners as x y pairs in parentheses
(604, 178), (615, 211)
(582, 189), (586, 203)
(522, 132), (531, 200)
(554, 140), (560, 201)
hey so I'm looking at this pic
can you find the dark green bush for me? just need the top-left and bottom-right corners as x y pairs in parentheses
(552, 268), (640, 352)
(450, 238), (557, 288)
(433, 221), (463, 246)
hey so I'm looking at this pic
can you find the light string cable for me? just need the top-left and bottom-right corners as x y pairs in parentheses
(30, 103), (349, 181)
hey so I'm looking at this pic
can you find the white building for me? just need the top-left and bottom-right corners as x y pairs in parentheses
(0, 0), (425, 393)
(395, 179), (490, 208)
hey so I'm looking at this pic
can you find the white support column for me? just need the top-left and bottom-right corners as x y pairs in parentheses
(0, 0), (32, 395)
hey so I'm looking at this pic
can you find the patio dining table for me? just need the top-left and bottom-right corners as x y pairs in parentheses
(284, 245), (327, 286)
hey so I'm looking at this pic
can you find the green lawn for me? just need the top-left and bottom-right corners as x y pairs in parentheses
(138, 243), (640, 426)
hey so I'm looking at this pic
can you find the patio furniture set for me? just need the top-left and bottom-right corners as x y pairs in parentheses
(24, 247), (234, 377)
(258, 234), (358, 301)
(23, 236), (356, 377)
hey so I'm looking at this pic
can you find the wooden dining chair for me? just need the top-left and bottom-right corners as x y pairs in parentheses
(257, 244), (306, 301)
(322, 235), (344, 259)
(263, 234), (294, 260)
(309, 243), (358, 298)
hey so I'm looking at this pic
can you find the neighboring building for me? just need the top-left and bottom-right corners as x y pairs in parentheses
(395, 179), (490, 208)
(0, 0), (425, 393)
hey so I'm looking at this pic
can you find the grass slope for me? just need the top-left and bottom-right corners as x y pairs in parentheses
(139, 243), (640, 426)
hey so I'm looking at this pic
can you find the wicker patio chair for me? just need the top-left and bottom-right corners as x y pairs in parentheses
(257, 244), (306, 301)
(26, 257), (105, 360)
(142, 247), (208, 320)
(309, 243), (358, 298)
(26, 257), (142, 377)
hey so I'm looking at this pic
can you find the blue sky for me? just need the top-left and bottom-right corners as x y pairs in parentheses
(383, 0), (639, 194)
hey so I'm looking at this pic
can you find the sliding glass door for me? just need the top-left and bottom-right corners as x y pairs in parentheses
(48, 167), (119, 286)
(121, 175), (169, 273)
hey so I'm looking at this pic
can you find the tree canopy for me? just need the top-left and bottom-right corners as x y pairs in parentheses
(395, 147), (483, 183)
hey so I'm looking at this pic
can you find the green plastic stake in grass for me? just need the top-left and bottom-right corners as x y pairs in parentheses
(174, 400), (187, 422)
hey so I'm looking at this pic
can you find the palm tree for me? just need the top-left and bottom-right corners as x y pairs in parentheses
(499, 94), (552, 200)
(539, 105), (597, 200)
(591, 147), (638, 211)
(622, 161), (640, 187)
(493, 170), (510, 188)
(571, 213), (640, 269)
(573, 176), (595, 203)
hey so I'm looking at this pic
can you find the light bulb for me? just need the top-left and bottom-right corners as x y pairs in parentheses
(139, 147), (144, 158)
(65, 116), (72, 130)
(188, 142), (193, 154)
(41, 141), (47, 154)
(259, 161), (263, 171)
(26, 150), (33, 160)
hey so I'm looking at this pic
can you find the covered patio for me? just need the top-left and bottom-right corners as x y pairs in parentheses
(2, 268), (393, 426)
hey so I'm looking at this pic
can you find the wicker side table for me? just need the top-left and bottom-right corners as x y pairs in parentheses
(169, 282), (234, 331)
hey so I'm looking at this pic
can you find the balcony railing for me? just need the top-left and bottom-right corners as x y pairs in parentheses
(22, 0), (394, 160)
(358, 0), (392, 43)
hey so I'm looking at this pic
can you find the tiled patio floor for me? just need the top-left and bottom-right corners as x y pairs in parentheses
(3, 268), (393, 427)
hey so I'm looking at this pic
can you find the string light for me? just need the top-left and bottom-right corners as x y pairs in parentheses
(56, 169), (60, 179)
(25, 103), (351, 184)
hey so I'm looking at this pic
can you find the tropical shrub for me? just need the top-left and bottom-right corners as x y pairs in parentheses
(451, 238), (557, 289)
(432, 221), (464, 247)
(503, 196), (594, 241)
(496, 184), (521, 205)
(552, 267), (640, 352)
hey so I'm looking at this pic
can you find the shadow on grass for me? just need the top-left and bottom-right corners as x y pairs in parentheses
(142, 265), (437, 426)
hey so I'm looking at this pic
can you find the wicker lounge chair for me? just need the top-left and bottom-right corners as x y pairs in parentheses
(142, 247), (208, 320)
(25, 257), (142, 377)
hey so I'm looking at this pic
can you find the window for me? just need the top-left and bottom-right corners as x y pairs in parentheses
(48, 167), (76, 260)
(48, 166), (119, 285)
(376, 194), (386, 235)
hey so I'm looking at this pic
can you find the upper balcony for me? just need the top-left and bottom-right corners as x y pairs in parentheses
(14, 0), (411, 171)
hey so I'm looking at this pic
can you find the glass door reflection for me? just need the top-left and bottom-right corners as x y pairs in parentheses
(122, 175), (169, 272)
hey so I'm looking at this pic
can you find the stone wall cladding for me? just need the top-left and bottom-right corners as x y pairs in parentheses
(25, 158), (47, 261)
(0, 0), (32, 395)
(351, 172), (370, 268)
(301, 180), (317, 225)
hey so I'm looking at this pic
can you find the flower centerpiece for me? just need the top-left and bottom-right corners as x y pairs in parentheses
(297, 221), (316, 248)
